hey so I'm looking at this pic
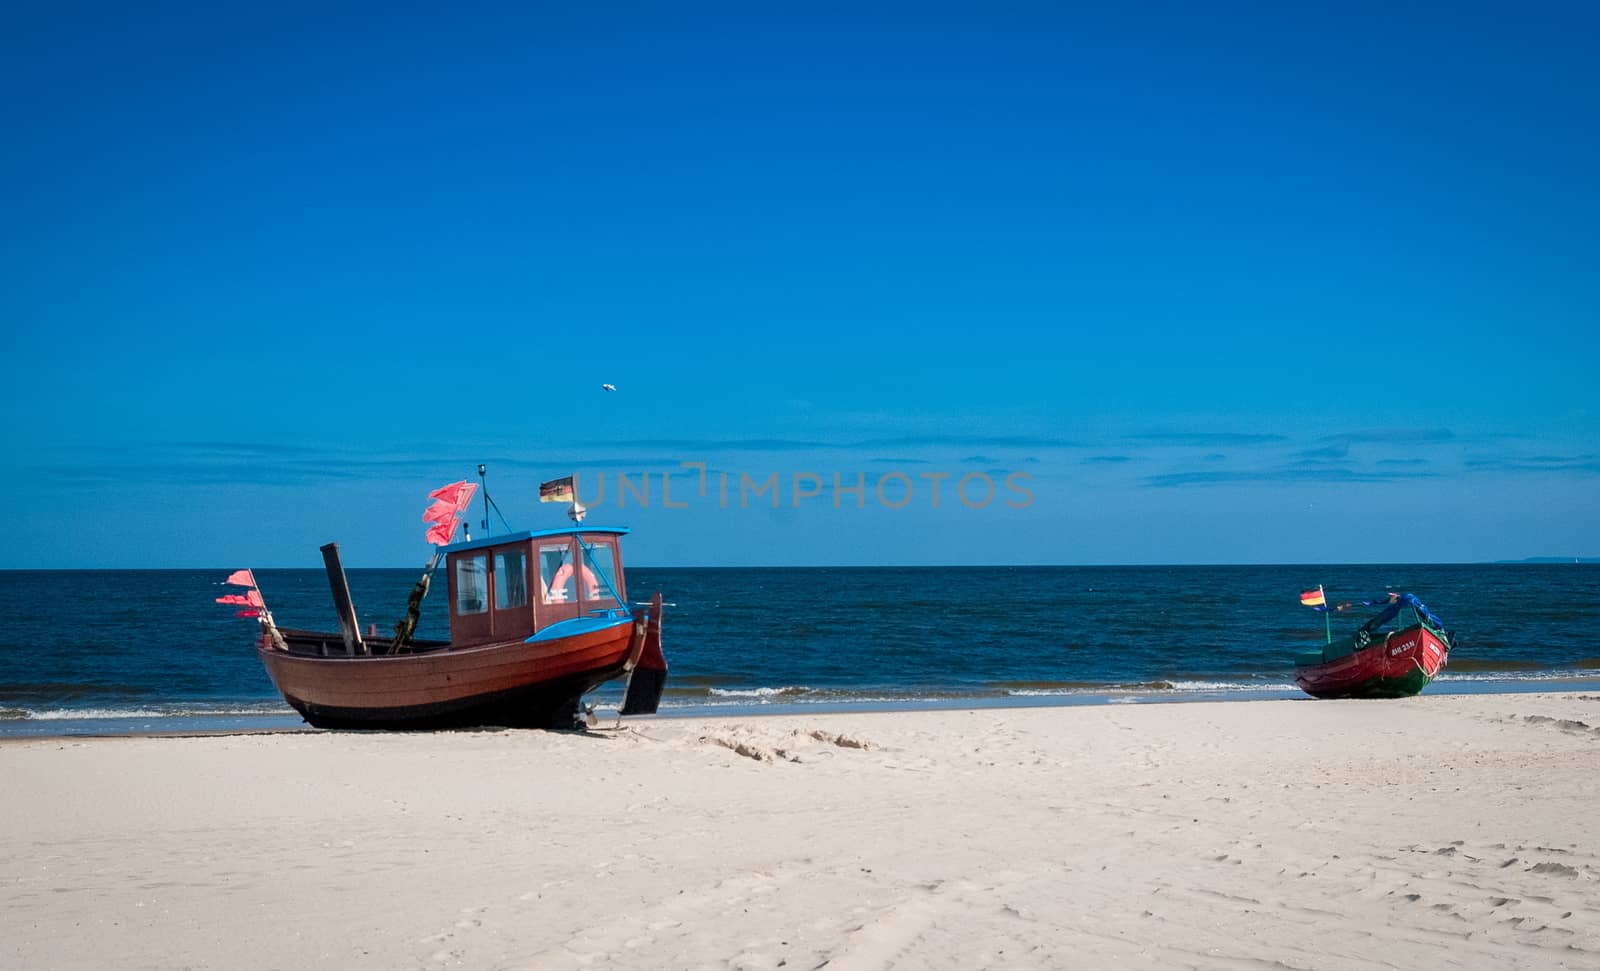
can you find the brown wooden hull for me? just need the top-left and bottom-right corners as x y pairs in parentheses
(258, 619), (637, 730)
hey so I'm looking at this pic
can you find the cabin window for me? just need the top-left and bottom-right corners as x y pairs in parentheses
(455, 555), (488, 615)
(583, 542), (620, 607)
(495, 549), (528, 609)
(540, 543), (578, 604)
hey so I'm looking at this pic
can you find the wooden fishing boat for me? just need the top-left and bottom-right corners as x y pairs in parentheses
(1293, 593), (1452, 699)
(221, 477), (668, 729)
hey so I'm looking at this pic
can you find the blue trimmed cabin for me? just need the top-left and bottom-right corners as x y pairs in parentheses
(438, 527), (631, 648)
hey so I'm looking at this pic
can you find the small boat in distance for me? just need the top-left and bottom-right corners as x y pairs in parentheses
(220, 475), (668, 730)
(1293, 592), (1452, 699)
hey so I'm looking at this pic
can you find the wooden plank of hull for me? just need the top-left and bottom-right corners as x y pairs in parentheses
(280, 669), (625, 730)
(1295, 625), (1449, 699)
(258, 620), (636, 727)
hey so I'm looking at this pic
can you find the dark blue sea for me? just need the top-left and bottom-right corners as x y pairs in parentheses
(3, 565), (1598, 736)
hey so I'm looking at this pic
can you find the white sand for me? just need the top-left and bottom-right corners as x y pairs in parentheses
(3, 693), (1598, 970)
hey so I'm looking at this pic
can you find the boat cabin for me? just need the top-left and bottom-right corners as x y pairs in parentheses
(439, 527), (630, 647)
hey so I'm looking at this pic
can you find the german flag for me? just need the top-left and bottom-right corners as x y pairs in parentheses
(539, 475), (575, 503)
(1299, 586), (1326, 608)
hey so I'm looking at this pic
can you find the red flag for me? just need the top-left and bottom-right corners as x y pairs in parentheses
(425, 521), (457, 546)
(225, 569), (256, 588)
(216, 594), (254, 606)
(422, 500), (456, 524)
(247, 589), (264, 607)
(235, 608), (262, 618)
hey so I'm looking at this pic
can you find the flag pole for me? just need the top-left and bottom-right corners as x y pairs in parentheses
(1322, 584), (1331, 645)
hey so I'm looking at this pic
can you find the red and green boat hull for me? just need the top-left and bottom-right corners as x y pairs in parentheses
(1294, 624), (1450, 699)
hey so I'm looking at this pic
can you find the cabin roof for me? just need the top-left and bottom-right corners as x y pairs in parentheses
(438, 526), (630, 555)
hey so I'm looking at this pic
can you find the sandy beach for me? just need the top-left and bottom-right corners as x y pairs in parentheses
(4, 693), (1597, 970)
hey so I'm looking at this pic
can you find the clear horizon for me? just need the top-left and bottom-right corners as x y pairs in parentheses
(3, 4), (1596, 568)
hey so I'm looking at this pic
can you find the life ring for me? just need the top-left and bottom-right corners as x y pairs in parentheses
(548, 562), (601, 602)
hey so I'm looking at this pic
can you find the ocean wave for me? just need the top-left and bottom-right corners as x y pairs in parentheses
(990, 680), (1106, 692)
(14, 702), (295, 721)
(1159, 680), (1299, 692)
(654, 693), (934, 710)
(1436, 670), (1600, 683)
(1445, 658), (1547, 672)
(1005, 680), (1296, 696)
(705, 686), (814, 699)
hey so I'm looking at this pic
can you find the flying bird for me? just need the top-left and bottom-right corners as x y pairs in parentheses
(601, 383), (617, 392)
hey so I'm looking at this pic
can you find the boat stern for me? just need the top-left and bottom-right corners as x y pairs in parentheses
(620, 592), (668, 716)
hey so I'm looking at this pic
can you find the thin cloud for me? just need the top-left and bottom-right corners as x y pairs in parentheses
(607, 435), (1090, 451)
(1127, 432), (1288, 446)
(1286, 457), (1353, 468)
(1317, 428), (1456, 446)
(1144, 467), (1440, 488)
(1293, 444), (1349, 460)
(31, 453), (709, 487)
(1464, 455), (1600, 474)
(605, 438), (833, 452)
(46, 463), (379, 486)
(173, 441), (337, 456)
(857, 435), (1089, 449)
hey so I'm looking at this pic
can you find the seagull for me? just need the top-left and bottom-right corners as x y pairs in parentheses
(601, 383), (617, 392)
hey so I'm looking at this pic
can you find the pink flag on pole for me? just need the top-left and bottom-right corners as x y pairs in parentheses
(235, 608), (262, 618)
(216, 594), (254, 606)
(421, 481), (478, 546)
(225, 569), (256, 588)
(428, 481), (475, 506)
(422, 501), (456, 524)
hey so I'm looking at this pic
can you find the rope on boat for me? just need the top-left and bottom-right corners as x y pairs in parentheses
(389, 551), (442, 654)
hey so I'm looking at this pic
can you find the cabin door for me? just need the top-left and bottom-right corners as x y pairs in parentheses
(448, 551), (494, 645)
(491, 544), (534, 637)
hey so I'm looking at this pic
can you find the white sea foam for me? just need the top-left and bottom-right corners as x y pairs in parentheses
(1160, 680), (1299, 693)
(1436, 670), (1596, 682)
(705, 686), (813, 699)
(1005, 681), (1297, 696)
(657, 693), (914, 709)
(21, 703), (294, 721)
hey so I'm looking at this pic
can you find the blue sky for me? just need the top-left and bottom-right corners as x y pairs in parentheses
(3, 2), (1596, 567)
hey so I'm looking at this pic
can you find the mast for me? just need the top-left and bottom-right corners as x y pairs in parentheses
(478, 463), (489, 537)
